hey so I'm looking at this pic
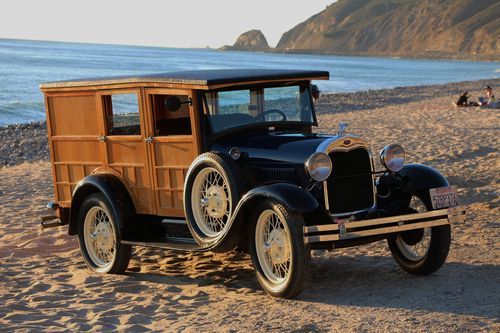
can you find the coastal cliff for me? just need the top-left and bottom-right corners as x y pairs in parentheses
(276, 0), (499, 60)
(220, 30), (270, 52)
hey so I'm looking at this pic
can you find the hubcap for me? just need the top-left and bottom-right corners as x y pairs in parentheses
(83, 206), (116, 268)
(191, 167), (232, 237)
(203, 185), (228, 219)
(255, 209), (292, 287)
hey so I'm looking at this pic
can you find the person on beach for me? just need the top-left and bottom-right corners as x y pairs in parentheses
(485, 86), (494, 100)
(454, 91), (470, 106)
(484, 85), (498, 106)
(478, 85), (500, 108)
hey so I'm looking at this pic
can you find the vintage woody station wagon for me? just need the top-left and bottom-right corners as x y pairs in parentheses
(40, 69), (466, 298)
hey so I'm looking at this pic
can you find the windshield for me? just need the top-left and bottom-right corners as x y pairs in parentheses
(204, 84), (315, 133)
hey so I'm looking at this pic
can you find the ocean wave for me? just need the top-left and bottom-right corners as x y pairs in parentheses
(0, 100), (46, 126)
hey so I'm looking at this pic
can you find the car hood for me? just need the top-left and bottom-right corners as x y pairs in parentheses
(212, 131), (337, 165)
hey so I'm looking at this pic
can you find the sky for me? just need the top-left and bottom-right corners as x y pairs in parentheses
(0, 0), (334, 48)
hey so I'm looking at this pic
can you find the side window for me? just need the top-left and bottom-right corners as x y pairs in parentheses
(103, 93), (141, 135)
(152, 94), (192, 136)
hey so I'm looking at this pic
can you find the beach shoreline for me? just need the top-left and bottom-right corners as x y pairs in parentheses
(0, 78), (499, 331)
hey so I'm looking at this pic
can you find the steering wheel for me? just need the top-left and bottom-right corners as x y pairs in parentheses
(256, 109), (287, 122)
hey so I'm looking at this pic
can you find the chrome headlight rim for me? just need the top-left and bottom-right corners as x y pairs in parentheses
(305, 152), (332, 181)
(380, 144), (405, 172)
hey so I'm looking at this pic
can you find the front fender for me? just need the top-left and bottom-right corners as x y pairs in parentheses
(377, 163), (449, 214)
(239, 183), (319, 213)
(399, 163), (449, 193)
(208, 183), (319, 252)
(68, 174), (135, 235)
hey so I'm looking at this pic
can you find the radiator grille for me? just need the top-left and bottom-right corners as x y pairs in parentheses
(327, 148), (374, 214)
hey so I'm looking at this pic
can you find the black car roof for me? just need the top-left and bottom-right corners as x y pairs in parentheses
(40, 69), (330, 89)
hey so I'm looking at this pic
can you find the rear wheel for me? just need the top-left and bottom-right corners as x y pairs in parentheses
(388, 194), (451, 275)
(250, 200), (310, 298)
(77, 193), (131, 274)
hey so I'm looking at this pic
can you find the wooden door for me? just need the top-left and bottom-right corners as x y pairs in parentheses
(145, 88), (201, 217)
(98, 89), (154, 214)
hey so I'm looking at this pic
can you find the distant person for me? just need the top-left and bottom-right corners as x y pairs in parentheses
(454, 91), (470, 107)
(483, 85), (499, 108)
(311, 84), (320, 102)
(485, 85), (494, 100)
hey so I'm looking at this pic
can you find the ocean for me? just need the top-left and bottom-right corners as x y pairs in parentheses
(0, 38), (498, 126)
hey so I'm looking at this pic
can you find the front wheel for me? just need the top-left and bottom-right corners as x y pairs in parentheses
(249, 200), (310, 298)
(387, 194), (451, 275)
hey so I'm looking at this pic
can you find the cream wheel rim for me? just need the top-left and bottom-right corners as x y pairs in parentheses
(396, 196), (432, 261)
(83, 206), (116, 267)
(191, 167), (232, 237)
(255, 209), (292, 288)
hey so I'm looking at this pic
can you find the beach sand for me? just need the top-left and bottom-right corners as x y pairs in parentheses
(0, 82), (499, 332)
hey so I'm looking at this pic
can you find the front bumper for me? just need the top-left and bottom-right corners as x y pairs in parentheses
(303, 206), (466, 244)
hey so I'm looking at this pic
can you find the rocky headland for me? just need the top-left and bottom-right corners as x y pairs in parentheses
(219, 30), (270, 52)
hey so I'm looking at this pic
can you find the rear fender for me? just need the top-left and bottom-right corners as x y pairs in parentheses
(68, 175), (135, 236)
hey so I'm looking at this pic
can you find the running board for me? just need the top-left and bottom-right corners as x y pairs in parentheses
(303, 206), (466, 244)
(121, 237), (206, 252)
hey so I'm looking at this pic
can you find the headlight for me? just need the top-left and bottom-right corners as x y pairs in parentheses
(380, 144), (405, 172)
(305, 152), (332, 181)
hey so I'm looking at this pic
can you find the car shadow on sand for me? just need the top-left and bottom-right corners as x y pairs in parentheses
(126, 248), (498, 319)
(302, 254), (499, 319)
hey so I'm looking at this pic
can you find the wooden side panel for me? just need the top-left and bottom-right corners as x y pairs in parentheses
(106, 138), (151, 213)
(51, 139), (103, 205)
(46, 92), (104, 207)
(48, 95), (100, 136)
(153, 139), (197, 216)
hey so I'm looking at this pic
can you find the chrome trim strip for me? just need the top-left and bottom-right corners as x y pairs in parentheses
(162, 218), (187, 224)
(328, 207), (376, 218)
(322, 180), (330, 211)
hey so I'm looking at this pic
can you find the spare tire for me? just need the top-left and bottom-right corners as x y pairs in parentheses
(184, 152), (245, 249)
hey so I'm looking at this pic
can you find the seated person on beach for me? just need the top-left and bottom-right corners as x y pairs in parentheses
(482, 85), (499, 108)
(454, 91), (470, 106)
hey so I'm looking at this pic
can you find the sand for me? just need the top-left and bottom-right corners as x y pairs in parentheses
(0, 84), (499, 332)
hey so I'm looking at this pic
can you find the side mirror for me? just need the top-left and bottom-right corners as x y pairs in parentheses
(165, 96), (192, 111)
(165, 96), (182, 111)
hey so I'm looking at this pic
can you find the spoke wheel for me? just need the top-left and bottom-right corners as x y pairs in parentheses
(78, 193), (131, 274)
(255, 209), (292, 285)
(83, 206), (117, 268)
(191, 167), (231, 237)
(184, 152), (246, 250)
(250, 200), (310, 299)
(387, 192), (451, 276)
(395, 196), (431, 261)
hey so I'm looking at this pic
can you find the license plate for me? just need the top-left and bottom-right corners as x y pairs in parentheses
(429, 186), (459, 209)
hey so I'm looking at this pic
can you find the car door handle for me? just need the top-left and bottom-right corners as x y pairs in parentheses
(98, 135), (106, 142)
(145, 136), (154, 143)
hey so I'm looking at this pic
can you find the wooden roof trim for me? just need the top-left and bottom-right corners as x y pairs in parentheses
(40, 77), (209, 90)
(40, 75), (329, 93)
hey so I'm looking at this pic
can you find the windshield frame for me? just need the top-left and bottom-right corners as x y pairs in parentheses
(202, 81), (318, 136)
